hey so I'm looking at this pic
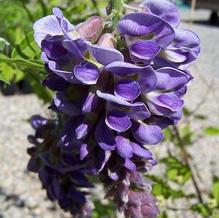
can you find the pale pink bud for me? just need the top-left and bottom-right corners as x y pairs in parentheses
(97, 33), (116, 48)
(76, 16), (104, 42)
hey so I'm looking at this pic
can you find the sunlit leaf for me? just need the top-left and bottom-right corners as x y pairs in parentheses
(161, 156), (191, 185)
(191, 203), (211, 217)
(148, 175), (186, 199)
(194, 114), (207, 120)
(205, 127), (219, 136)
(92, 200), (116, 218)
(181, 124), (194, 146)
(0, 63), (14, 84)
(12, 31), (40, 59)
(212, 178), (219, 206)
(158, 212), (168, 218)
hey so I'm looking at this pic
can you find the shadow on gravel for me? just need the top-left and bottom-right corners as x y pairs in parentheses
(0, 187), (25, 208)
(0, 80), (33, 96)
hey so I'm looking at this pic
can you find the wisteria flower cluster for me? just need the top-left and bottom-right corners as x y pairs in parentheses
(27, 0), (200, 217)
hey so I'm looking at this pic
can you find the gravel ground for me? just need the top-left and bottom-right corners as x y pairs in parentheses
(0, 8), (219, 218)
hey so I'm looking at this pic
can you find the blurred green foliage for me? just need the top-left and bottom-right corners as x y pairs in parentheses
(0, 0), (107, 102)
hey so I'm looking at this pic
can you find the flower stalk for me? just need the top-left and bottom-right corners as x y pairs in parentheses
(111, 0), (123, 29)
(173, 126), (204, 203)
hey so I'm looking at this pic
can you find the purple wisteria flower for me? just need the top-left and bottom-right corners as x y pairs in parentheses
(27, 1), (200, 217)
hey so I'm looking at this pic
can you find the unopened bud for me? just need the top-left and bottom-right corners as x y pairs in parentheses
(76, 16), (104, 42)
(97, 33), (116, 48)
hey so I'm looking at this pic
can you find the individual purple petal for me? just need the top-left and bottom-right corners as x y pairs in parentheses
(53, 92), (81, 116)
(27, 158), (40, 173)
(124, 158), (136, 171)
(156, 29), (200, 69)
(43, 74), (69, 91)
(95, 119), (116, 151)
(41, 35), (68, 61)
(160, 49), (187, 63)
(80, 143), (89, 160)
(31, 115), (48, 129)
(96, 91), (144, 107)
(140, 0), (180, 27)
(175, 86), (187, 97)
(147, 93), (184, 115)
(132, 121), (164, 145)
(41, 52), (49, 62)
(60, 120), (76, 147)
(115, 80), (140, 101)
(129, 104), (151, 121)
(155, 67), (189, 91)
(118, 12), (175, 47)
(108, 170), (119, 181)
(48, 61), (79, 83)
(105, 61), (147, 76)
(138, 66), (157, 93)
(52, 7), (64, 19)
(169, 110), (182, 125)
(105, 110), (132, 132)
(130, 142), (152, 158)
(116, 136), (133, 158)
(60, 18), (79, 40)
(82, 92), (100, 113)
(174, 29), (200, 56)
(33, 15), (62, 46)
(146, 115), (173, 129)
(98, 150), (111, 173)
(74, 62), (100, 85)
(62, 39), (84, 59)
(70, 172), (94, 188)
(75, 122), (89, 140)
(87, 43), (124, 66)
(130, 40), (161, 64)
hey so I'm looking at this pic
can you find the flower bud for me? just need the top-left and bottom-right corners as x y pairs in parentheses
(97, 33), (116, 48)
(76, 16), (104, 42)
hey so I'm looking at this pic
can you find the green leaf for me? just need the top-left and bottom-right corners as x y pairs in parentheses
(212, 178), (219, 206)
(161, 156), (191, 185)
(194, 114), (207, 120)
(181, 124), (194, 146)
(0, 54), (44, 71)
(148, 175), (186, 199)
(14, 27), (26, 45)
(92, 200), (116, 218)
(12, 31), (40, 60)
(191, 203), (211, 217)
(0, 63), (14, 84)
(183, 107), (192, 116)
(14, 69), (25, 82)
(212, 211), (219, 218)
(163, 128), (172, 142)
(158, 212), (168, 218)
(205, 127), (219, 136)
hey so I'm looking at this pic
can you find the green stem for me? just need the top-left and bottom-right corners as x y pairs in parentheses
(111, 0), (123, 29)
(39, 0), (48, 16)
(21, 0), (34, 22)
(173, 126), (204, 204)
(91, 0), (101, 15)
